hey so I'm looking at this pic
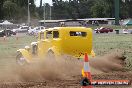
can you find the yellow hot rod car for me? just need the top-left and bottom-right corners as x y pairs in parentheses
(16, 27), (95, 65)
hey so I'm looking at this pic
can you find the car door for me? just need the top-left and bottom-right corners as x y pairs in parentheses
(44, 31), (53, 52)
(37, 31), (46, 58)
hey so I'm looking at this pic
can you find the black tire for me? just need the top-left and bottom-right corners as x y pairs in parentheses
(81, 77), (91, 86)
(32, 45), (38, 55)
(106, 31), (109, 33)
(16, 52), (28, 65)
(46, 50), (55, 60)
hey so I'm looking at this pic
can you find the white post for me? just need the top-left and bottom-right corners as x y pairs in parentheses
(50, 6), (52, 20)
(28, 0), (30, 26)
(43, 3), (45, 26)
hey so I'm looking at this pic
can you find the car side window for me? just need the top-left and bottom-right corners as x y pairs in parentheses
(70, 31), (87, 37)
(53, 31), (59, 38)
(46, 31), (52, 39)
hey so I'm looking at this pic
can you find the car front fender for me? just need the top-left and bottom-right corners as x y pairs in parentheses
(17, 49), (32, 63)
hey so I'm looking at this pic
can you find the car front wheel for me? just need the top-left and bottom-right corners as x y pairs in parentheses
(16, 52), (28, 65)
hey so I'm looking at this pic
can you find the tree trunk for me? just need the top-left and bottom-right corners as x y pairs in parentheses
(39, 0), (42, 8)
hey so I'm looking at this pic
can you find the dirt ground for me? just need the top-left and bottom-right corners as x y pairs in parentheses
(0, 72), (131, 88)
(0, 53), (132, 88)
(0, 34), (132, 88)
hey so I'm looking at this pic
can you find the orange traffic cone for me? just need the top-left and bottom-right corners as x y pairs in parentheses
(81, 53), (93, 88)
(81, 54), (130, 87)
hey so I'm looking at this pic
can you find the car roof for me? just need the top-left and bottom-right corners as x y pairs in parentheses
(40, 27), (87, 32)
(42, 27), (86, 31)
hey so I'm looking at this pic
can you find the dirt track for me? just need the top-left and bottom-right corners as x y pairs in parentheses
(0, 72), (131, 88)
(0, 53), (132, 88)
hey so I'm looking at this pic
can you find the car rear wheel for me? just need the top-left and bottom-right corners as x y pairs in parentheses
(16, 52), (28, 65)
(47, 50), (55, 60)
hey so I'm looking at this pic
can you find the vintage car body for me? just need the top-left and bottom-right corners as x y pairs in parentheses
(16, 27), (95, 65)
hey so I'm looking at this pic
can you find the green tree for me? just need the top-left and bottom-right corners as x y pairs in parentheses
(1, 0), (132, 21)
(91, 4), (105, 18)
(52, 0), (94, 19)
(0, 0), (4, 19)
(91, 0), (114, 18)
(0, 0), (37, 21)
(120, 0), (132, 19)
(52, 0), (70, 19)
(78, 0), (94, 18)
(3, 0), (18, 19)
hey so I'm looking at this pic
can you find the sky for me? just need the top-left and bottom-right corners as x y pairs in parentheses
(35, 0), (67, 6)
(35, 0), (52, 6)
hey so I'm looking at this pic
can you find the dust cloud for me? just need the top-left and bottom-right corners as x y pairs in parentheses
(0, 56), (82, 82)
(0, 52), (126, 83)
(90, 52), (126, 74)
(14, 58), (82, 82)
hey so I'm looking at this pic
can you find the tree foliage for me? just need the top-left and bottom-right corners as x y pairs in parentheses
(3, 0), (18, 19)
(0, 0), (37, 22)
(0, 0), (132, 21)
(52, 0), (132, 19)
